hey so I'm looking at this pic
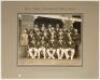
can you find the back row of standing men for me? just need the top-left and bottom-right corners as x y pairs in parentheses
(20, 24), (80, 49)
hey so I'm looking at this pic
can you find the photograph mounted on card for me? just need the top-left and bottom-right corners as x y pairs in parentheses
(17, 13), (82, 66)
(2, 1), (99, 79)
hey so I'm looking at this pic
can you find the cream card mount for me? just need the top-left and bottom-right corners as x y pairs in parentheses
(1, 1), (99, 79)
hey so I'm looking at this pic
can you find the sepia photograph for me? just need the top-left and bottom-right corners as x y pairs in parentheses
(2, 1), (99, 79)
(17, 13), (82, 66)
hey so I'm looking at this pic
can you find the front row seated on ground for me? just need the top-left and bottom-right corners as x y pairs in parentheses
(27, 47), (75, 60)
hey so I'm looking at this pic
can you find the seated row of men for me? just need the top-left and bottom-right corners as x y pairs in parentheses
(27, 46), (75, 60)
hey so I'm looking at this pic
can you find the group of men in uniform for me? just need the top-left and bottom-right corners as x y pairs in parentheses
(20, 24), (80, 60)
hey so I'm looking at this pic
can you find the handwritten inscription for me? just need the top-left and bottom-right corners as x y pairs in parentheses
(17, 6), (76, 12)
